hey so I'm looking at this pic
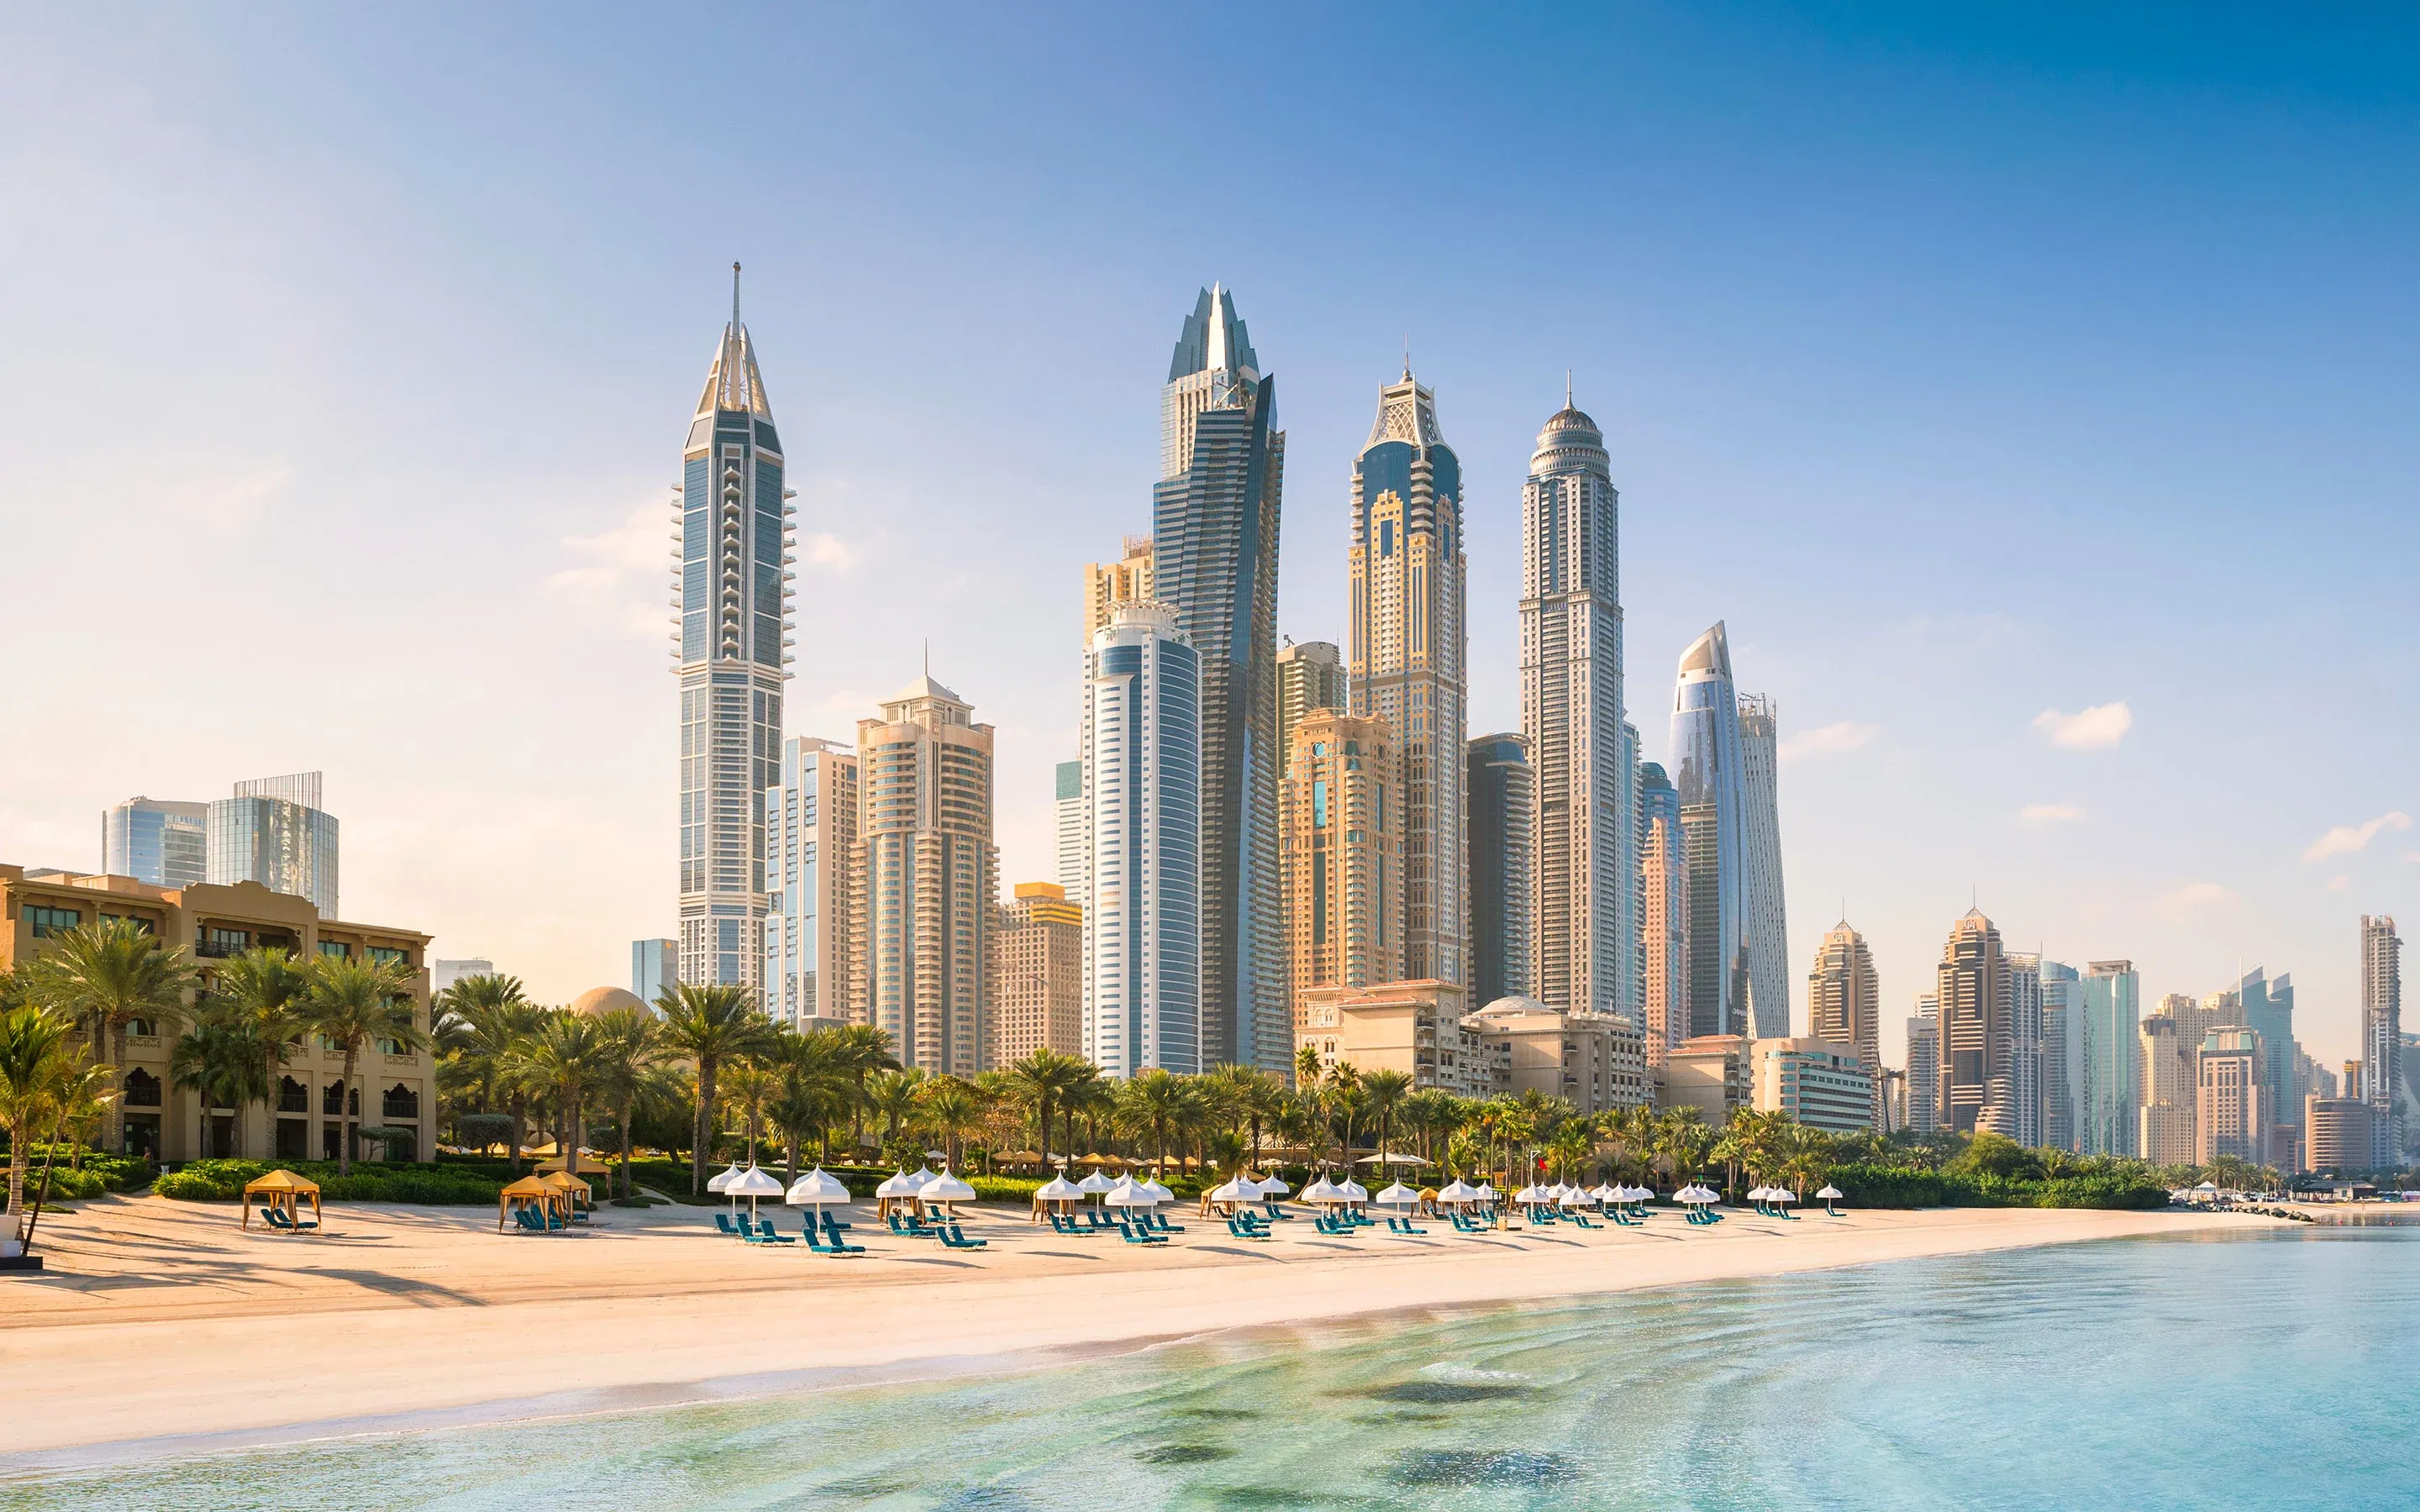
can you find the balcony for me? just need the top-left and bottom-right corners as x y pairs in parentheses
(194, 937), (249, 959)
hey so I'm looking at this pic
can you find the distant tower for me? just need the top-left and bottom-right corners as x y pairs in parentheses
(2040, 959), (2081, 1152)
(853, 671), (996, 1074)
(764, 736), (860, 1030)
(1281, 711), (1403, 1030)
(1807, 921), (1881, 1119)
(1465, 732), (1534, 1007)
(1670, 625), (1745, 1037)
(2362, 915), (2402, 1164)
(208, 773), (338, 917)
(1084, 536), (1156, 647)
(994, 884), (1083, 1066)
(2007, 951), (2045, 1146)
(103, 797), (208, 889)
(1081, 603), (1202, 1077)
(1520, 396), (1631, 1021)
(1276, 641), (1347, 780)
(1938, 909), (2014, 1136)
(1733, 695), (1788, 1037)
(1152, 286), (1286, 1074)
(1054, 760), (1086, 898)
(1349, 364), (1468, 990)
(673, 266), (795, 1000)
(1637, 761), (1687, 1065)
(1906, 995), (1941, 1134)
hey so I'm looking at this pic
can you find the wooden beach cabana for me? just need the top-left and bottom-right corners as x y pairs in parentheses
(240, 1169), (323, 1232)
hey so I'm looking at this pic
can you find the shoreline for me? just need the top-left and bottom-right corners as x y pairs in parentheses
(0, 1198), (2283, 1472)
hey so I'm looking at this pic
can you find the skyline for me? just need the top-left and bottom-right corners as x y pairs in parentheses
(3, 8), (2416, 1068)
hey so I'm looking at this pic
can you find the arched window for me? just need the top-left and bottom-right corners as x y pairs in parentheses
(278, 1077), (308, 1113)
(122, 1068), (161, 1108)
(381, 1084), (420, 1119)
(322, 1080), (347, 1116)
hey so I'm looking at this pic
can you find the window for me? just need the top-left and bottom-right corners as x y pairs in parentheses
(27, 906), (80, 938)
(122, 1068), (162, 1108)
(322, 1080), (348, 1116)
(367, 946), (411, 969)
(277, 1077), (308, 1113)
(318, 941), (350, 958)
(381, 1084), (420, 1119)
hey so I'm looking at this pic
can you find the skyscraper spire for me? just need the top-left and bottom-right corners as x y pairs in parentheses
(732, 260), (742, 324)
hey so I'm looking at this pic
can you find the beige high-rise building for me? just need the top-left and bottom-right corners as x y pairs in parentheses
(2139, 1011), (2197, 1164)
(1937, 909), (2013, 1136)
(851, 671), (997, 1075)
(1083, 536), (1155, 647)
(1807, 919), (1882, 1089)
(1348, 367), (1468, 989)
(1639, 763), (1687, 1066)
(1276, 640), (1347, 780)
(992, 882), (1082, 1067)
(2196, 1026), (2268, 1165)
(1281, 711), (1402, 1030)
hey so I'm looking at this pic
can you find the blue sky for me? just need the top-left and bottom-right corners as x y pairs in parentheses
(2, 5), (2412, 1064)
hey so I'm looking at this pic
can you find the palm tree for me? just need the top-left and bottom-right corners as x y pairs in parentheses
(1295, 1042), (1325, 1088)
(1118, 1068), (1189, 1176)
(433, 974), (544, 1168)
(300, 954), (426, 1175)
(657, 983), (778, 1193)
(1007, 1048), (1092, 1168)
(0, 1005), (79, 1231)
(720, 1058), (783, 1164)
(817, 1021), (897, 1154)
(25, 919), (197, 1152)
(170, 1016), (272, 1158)
(589, 1005), (670, 1200)
(1361, 1068), (1413, 1174)
(511, 1011), (613, 1189)
(206, 947), (311, 1146)
(913, 1074), (986, 1170)
(862, 1068), (929, 1164)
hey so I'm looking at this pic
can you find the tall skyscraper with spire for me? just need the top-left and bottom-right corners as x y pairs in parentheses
(1519, 395), (1631, 1021)
(673, 266), (794, 998)
(1349, 362), (1468, 990)
(1151, 286), (1286, 1074)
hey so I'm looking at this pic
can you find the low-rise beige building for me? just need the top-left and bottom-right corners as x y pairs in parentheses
(1463, 995), (1649, 1112)
(1296, 979), (1485, 1095)
(1750, 1037), (1876, 1133)
(1661, 1032), (1752, 1127)
(0, 864), (434, 1163)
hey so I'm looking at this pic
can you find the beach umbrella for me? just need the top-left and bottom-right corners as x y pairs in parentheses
(1373, 1181), (1419, 1208)
(1475, 1182), (1500, 1200)
(1436, 1179), (1479, 1205)
(1512, 1184), (1545, 1205)
(1077, 1169), (1117, 1205)
(873, 1168), (925, 1216)
(1817, 1184), (1844, 1216)
(1299, 1173), (1344, 1205)
(1355, 1151), (1429, 1166)
(706, 1161), (744, 1194)
(1103, 1182), (1150, 1207)
(1334, 1177), (1370, 1206)
(923, 1168), (978, 1214)
(727, 1163), (783, 1221)
(1034, 1174), (1083, 1204)
(1137, 1176), (1176, 1205)
(1558, 1188), (1594, 1208)
(1589, 1183), (1619, 1204)
(1252, 1173), (1291, 1197)
(1775, 1188), (1798, 1205)
(786, 1168), (852, 1207)
(1207, 1175), (1257, 1206)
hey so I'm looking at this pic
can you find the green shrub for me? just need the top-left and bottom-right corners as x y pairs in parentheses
(1826, 1162), (2170, 1210)
(154, 1158), (502, 1205)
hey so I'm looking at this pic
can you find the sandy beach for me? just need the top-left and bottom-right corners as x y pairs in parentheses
(0, 1194), (2277, 1463)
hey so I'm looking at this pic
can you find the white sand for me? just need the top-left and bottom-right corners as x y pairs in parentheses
(0, 1194), (2274, 1457)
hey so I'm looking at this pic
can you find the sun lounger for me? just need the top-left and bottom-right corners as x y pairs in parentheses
(1225, 1215), (1270, 1241)
(749, 1217), (796, 1244)
(1260, 1200), (1294, 1221)
(714, 1213), (744, 1237)
(938, 1221), (987, 1250)
(817, 1212), (867, 1253)
(1114, 1215), (1166, 1244)
(1384, 1215), (1428, 1236)
(1145, 1211), (1185, 1234)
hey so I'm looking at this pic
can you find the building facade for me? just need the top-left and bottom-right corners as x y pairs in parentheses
(1150, 285), (1286, 1075)
(1349, 365), (1468, 993)
(103, 797), (207, 890)
(1081, 604), (1202, 1078)
(2361, 915), (2402, 1165)
(1465, 732), (1534, 1008)
(2196, 1027), (2268, 1166)
(1281, 711), (1401, 1032)
(852, 673), (996, 1074)
(1670, 624), (1751, 1038)
(764, 735), (860, 1029)
(1638, 760), (1687, 1067)
(1298, 979), (1485, 1096)
(1807, 920), (1881, 1095)
(1055, 760), (1085, 897)
(208, 773), (339, 920)
(1276, 640), (1346, 780)
(630, 937), (678, 1010)
(431, 958), (493, 995)
(674, 273), (794, 1000)
(1465, 995), (1648, 1112)
(2008, 952), (2045, 1147)
(1906, 1001), (1941, 1135)
(1662, 1033), (1753, 1127)
(2039, 958), (2080, 1152)
(1937, 909), (2014, 1137)
(1733, 695), (1787, 1039)
(1, 865), (434, 1163)
(2139, 1012), (2197, 1165)
(1084, 536), (1155, 646)
(1518, 397), (1634, 1025)
(2303, 1095), (2375, 1173)
(993, 883), (1083, 1066)
(1752, 1037), (1878, 1133)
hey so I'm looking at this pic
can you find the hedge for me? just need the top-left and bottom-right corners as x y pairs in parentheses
(1827, 1163), (2170, 1210)
(155, 1158), (503, 1205)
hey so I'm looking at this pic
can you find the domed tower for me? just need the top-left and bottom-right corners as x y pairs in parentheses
(1520, 385), (1634, 1024)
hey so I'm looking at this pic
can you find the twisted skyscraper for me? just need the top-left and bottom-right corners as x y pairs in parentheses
(674, 267), (794, 995)
(1151, 286), (1287, 1074)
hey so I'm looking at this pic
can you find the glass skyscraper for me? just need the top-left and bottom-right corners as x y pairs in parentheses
(1151, 286), (1286, 1074)
(1670, 624), (1746, 1037)
(1349, 364), (1468, 990)
(103, 797), (208, 888)
(763, 736), (857, 1029)
(1465, 732), (1533, 1006)
(208, 772), (338, 918)
(2077, 959), (2141, 1156)
(675, 268), (793, 999)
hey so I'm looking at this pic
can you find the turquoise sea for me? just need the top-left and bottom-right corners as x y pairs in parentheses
(11, 1221), (2416, 1510)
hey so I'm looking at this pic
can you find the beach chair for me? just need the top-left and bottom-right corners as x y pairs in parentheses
(1225, 1214), (1270, 1241)
(1145, 1211), (1185, 1234)
(714, 1213), (743, 1237)
(1114, 1215), (1166, 1245)
(1234, 1210), (1271, 1234)
(1384, 1215), (1428, 1236)
(938, 1221), (988, 1250)
(263, 1207), (313, 1232)
(1566, 1211), (1600, 1229)
(750, 1217), (796, 1244)
(1260, 1200), (1294, 1221)
(817, 1212), (867, 1254)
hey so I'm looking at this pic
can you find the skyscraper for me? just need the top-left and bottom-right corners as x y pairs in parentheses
(1349, 364), (1467, 992)
(1937, 909), (2013, 1136)
(2077, 959), (2140, 1156)
(2361, 915), (2402, 1165)
(432, 958), (494, 995)
(1907, 996), (1941, 1134)
(2233, 966), (2299, 1138)
(2040, 958), (2081, 1152)
(2196, 1027), (2268, 1165)
(103, 797), (208, 889)
(674, 268), (794, 999)
(1465, 732), (1534, 1007)
(1733, 695), (1787, 1038)
(853, 672), (996, 1074)
(1276, 640), (1346, 780)
(1638, 761), (1688, 1065)
(630, 938), (678, 1011)
(1081, 603), (1202, 1078)
(1670, 624), (1746, 1037)
(2139, 1002), (2199, 1164)
(208, 773), (338, 918)
(994, 883), (1083, 1066)
(1520, 398), (1631, 1021)
(1084, 536), (1155, 646)
(1151, 286), (1285, 1074)
(1807, 921), (1881, 1120)
(1054, 760), (1085, 898)
(1282, 711), (1402, 1028)
(764, 735), (860, 1029)
(2008, 951), (2045, 1147)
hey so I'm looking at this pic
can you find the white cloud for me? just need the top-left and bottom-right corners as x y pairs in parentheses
(2302, 811), (2411, 864)
(2328, 874), (2351, 893)
(2033, 701), (2133, 750)
(2019, 803), (2085, 826)
(2160, 881), (2234, 921)
(1779, 721), (1879, 762)
(799, 533), (861, 572)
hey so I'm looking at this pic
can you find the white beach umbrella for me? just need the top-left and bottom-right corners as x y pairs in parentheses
(1103, 1183), (1150, 1207)
(1233, 1176), (1265, 1198)
(1774, 1188), (1797, 1204)
(1334, 1177), (1370, 1205)
(874, 1168), (924, 1200)
(727, 1163), (783, 1221)
(1373, 1181), (1419, 1208)
(1299, 1173), (1344, 1205)
(1077, 1168), (1117, 1196)
(786, 1167), (851, 1206)
(1589, 1183), (1619, 1204)
(1207, 1176), (1256, 1205)
(1137, 1176), (1176, 1205)
(923, 1169), (978, 1208)
(706, 1160), (744, 1194)
(1436, 1179), (1479, 1205)
(1512, 1184), (1545, 1205)
(1034, 1174), (1083, 1203)
(909, 1167), (940, 1190)
(1253, 1173), (1291, 1196)
(1558, 1188), (1593, 1208)
(1817, 1185), (1844, 1200)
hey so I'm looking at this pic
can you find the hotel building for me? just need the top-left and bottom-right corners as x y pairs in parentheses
(1276, 640), (1347, 780)
(1937, 909), (2015, 1137)
(1465, 995), (1648, 1112)
(1751, 1037), (1877, 1133)
(993, 883), (1083, 1065)
(1807, 919), (1881, 1114)
(1297, 979), (1486, 1096)
(1281, 711), (1401, 1029)
(1465, 732), (1534, 1007)
(1638, 760), (1687, 1065)
(764, 735), (860, 1029)
(2196, 1027), (2268, 1166)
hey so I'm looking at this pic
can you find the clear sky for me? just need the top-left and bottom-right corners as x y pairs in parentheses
(3, 5), (2412, 1067)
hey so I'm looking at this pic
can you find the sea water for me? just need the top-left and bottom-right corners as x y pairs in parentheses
(10, 1221), (2416, 1510)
